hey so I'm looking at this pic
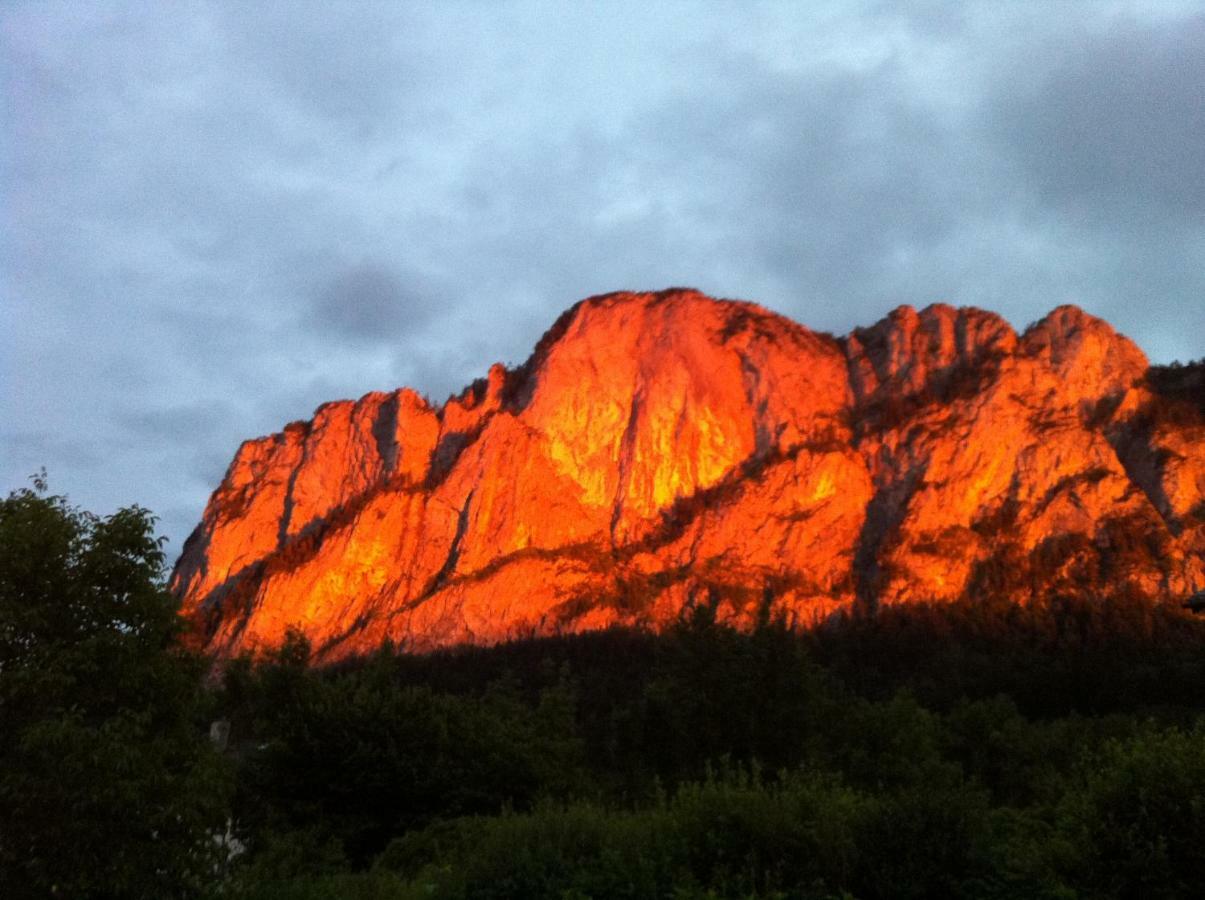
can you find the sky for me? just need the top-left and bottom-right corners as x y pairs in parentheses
(3, 0), (1204, 557)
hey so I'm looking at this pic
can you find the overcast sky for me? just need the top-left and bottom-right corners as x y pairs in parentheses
(3, 0), (1203, 556)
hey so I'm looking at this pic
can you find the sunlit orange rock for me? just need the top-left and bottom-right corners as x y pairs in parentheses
(172, 290), (1205, 660)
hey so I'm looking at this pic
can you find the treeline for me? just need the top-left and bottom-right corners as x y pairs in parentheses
(218, 597), (1205, 899)
(5, 483), (1205, 898)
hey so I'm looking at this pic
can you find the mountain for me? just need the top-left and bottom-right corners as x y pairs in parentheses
(173, 289), (1205, 660)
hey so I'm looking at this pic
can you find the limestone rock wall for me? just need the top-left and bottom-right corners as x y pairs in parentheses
(172, 290), (1205, 659)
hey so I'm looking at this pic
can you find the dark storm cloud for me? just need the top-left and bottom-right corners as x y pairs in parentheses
(3, 1), (1202, 554)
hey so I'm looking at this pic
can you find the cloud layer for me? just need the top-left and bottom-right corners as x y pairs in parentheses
(3, 1), (1203, 553)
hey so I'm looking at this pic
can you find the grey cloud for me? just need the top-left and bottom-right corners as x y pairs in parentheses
(990, 14), (1205, 223)
(654, 58), (969, 313)
(311, 261), (438, 341)
(1, 431), (104, 473)
(117, 401), (234, 440)
(209, 2), (431, 131)
(432, 49), (982, 337)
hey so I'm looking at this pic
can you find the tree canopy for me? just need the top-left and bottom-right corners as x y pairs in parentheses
(0, 478), (230, 898)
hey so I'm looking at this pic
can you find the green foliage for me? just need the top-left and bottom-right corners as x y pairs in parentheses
(1058, 724), (1205, 896)
(221, 630), (586, 866)
(213, 600), (1205, 898)
(0, 481), (231, 898)
(287, 765), (992, 899)
(635, 608), (831, 783)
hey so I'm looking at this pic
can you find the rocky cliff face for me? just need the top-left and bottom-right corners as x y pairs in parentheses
(173, 290), (1205, 659)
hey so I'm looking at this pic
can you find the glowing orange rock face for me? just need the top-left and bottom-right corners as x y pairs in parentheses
(173, 290), (1205, 660)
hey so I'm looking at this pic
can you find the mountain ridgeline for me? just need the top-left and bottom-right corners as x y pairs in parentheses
(173, 290), (1205, 659)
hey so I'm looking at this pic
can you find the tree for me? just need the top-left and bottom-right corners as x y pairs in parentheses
(1059, 724), (1205, 897)
(0, 479), (231, 898)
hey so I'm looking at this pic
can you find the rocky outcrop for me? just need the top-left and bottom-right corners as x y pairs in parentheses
(173, 290), (1205, 659)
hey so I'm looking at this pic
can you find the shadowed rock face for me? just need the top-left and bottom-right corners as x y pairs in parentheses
(172, 290), (1205, 660)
